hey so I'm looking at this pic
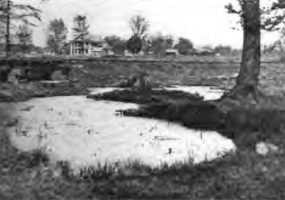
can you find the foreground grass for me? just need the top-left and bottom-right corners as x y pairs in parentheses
(88, 150), (285, 199)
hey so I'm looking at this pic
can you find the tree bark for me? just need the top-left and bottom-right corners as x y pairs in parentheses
(225, 0), (261, 101)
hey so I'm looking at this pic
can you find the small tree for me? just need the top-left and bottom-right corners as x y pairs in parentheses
(150, 34), (168, 57)
(46, 18), (67, 54)
(174, 37), (194, 55)
(127, 34), (142, 54)
(104, 35), (126, 54)
(16, 24), (32, 55)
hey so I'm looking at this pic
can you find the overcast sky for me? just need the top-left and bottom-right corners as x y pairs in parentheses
(17, 0), (280, 48)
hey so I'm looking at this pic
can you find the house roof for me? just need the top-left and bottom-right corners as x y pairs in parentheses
(92, 47), (105, 52)
(166, 49), (179, 53)
(70, 34), (102, 43)
(85, 34), (102, 42)
(195, 47), (214, 53)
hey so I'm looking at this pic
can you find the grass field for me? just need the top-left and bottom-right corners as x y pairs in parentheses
(69, 60), (285, 95)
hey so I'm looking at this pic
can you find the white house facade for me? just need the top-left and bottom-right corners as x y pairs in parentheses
(69, 34), (113, 57)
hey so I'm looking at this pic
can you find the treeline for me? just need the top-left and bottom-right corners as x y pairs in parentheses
(0, 1), (241, 57)
(43, 14), (241, 57)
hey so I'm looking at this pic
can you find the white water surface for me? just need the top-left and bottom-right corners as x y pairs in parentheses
(3, 87), (234, 171)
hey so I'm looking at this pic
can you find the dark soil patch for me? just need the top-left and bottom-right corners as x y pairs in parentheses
(88, 89), (285, 148)
(88, 88), (226, 130)
(122, 101), (225, 130)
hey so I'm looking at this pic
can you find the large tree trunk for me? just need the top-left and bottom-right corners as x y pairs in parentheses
(225, 0), (261, 101)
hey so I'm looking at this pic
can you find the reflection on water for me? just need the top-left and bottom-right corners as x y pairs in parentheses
(3, 87), (234, 171)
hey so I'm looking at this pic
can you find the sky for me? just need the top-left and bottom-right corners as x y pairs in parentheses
(16, 0), (281, 49)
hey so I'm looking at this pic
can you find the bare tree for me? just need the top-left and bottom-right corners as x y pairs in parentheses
(0, 0), (41, 57)
(129, 15), (149, 41)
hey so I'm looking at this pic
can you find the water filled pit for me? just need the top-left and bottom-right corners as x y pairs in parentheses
(3, 86), (235, 172)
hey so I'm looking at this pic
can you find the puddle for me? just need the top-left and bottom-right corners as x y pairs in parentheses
(88, 87), (124, 95)
(88, 85), (224, 101)
(164, 86), (224, 100)
(3, 87), (234, 172)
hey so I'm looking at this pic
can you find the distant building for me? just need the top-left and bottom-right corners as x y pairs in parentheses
(43, 50), (56, 56)
(124, 50), (145, 57)
(165, 49), (179, 56)
(124, 50), (134, 57)
(188, 49), (196, 56)
(105, 48), (114, 56)
(147, 51), (153, 55)
(194, 48), (215, 56)
(69, 34), (113, 57)
(138, 50), (145, 56)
